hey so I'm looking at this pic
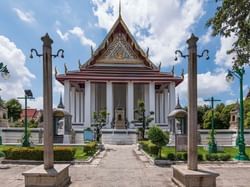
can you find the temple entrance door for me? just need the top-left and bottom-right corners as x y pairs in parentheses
(113, 83), (127, 128)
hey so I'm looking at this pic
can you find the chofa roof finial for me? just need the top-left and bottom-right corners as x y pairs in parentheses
(119, 0), (121, 18)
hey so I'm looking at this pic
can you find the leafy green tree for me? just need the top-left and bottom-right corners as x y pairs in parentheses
(92, 110), (109, 142)
(147, 126), (169, 158)
(5, 99), (22, 121)
(134, 100), (154, 140)
(202, 110), (224, 129)
(0, 97), (5, 107)
(215, 103), (225, 113)
(207, 0), (250, 67)
(219, 104), (235, 129)
(197, 105), (210, 125)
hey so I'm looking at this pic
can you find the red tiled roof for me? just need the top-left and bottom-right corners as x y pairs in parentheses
(20, 109), (39, 119)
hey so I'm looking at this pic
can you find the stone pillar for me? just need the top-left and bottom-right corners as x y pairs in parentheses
(64, 80), (70, 113)
(155, 92), (159, 123)
(164, 88), (169, 123)
(84, 81), (91, 127)
(42, 34), (53, 169)
(149, 82), (155, 123)
(106, 82), (113, 127)
(91, 83), (96, 122)
(80, 91), (84, 123)
(75, 91), (80, 123)
(159, 92), (164, 123)
(70, 87), (76, 123)
(127, 81), (134, 122)
(187, 34), (198, 171)
(169, 82), (176, 112)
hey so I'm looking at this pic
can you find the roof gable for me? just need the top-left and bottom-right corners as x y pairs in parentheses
(83, 17), (157, 69)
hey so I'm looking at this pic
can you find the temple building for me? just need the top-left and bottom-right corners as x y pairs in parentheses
(56, 13), (183, 130)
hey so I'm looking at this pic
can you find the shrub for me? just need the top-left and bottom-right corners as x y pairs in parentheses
(198, 153), (203, 161)
(139, 141), (150, 153)
(147, 126), (169, 158)
(2, 147), (76, 161)
(83, 141), (97, 155)
(176, 152), (184, 161)
(205, 153), (219, 161)
(167, 153), (176, 161)
(0, 151), (5, 158)
(218, 153), (231, 161)
(148, 142), (159, 156)
(183, 152), (188, 160)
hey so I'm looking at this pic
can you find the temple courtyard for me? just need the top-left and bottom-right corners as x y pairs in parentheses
(0, 145), (249, 187)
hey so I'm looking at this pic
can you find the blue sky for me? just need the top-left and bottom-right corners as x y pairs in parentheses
(0, 0), (249, 109)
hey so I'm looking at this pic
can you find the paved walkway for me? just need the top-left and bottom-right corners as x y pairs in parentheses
(1, 145), (250, 186)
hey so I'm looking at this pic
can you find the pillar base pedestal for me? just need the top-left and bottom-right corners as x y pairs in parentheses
(172, 165), (219, 187)
(22, 164), (70, 187)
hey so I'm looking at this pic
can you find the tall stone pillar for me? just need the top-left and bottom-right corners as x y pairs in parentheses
(169, 82), (176, 112)
(91, 83), (96, 121)
(144, 84), (149, 115)
(187, 34), (198, 171)
(64, 80), (70, 112)
(75, 91), (80, 123)
(159, 92), (164, 123)
(127, 81), (134, 122)
(149, 82), (155, 123)
(84, 81), (91, 127)
(80, 91), (84, 123)
(41, 34), (54, 169)
(106, 82), (113, 127)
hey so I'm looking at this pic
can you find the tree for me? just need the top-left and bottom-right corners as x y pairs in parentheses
(207, 0), (250, 67)
(202, 110), (224, 129)
(219, 104), (235, 129)
(197, 105), (210, 125)
(5, 99), (22, 122)
(92, 110), (109, 142)
(134, 100), (154, 140)
(148, 126), (169, 158)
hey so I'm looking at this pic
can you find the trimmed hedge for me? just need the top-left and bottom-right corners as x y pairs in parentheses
(83, 141), (97, 154)
(139, 141), (159, 156)
(205, 153), (231, 161)
(2, 147), (76, 161)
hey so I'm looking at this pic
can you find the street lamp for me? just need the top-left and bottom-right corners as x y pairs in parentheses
(18, 89), (35, 147)
(0, 62), (10, 145)
(226, 67), (249, 160)
(204, 97), (221, 153)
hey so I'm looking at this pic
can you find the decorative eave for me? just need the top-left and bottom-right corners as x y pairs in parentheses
(82, 16), (158, 70)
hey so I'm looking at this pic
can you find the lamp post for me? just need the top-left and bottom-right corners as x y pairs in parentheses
(174, 33), (209, 170)
(0, 62), (10, 145)
(204, 97), (221, 153)
(226, 67), (249, 160)
(18, 90), (34, 147)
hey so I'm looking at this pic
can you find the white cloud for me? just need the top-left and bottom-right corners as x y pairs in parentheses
(200, 27), (212, 45)
(13, 8), (35, 23)
(0, 35), (35, 100)
(57, 27), (96, 48)
(91, 0), (205, 67)
(225, 99), (237, 105)
(176, 70), (231, 105)
(215, 36), (236, 68)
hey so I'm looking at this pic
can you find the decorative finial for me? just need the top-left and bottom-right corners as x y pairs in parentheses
(57, 93), (64, 109)
(91, 46), (94, 57)
(146, 47), (149, 57)
(54, 66), (58, 77)
(171, 66), (175, 75)
(181, 68), (184, 78)
(78, 59), (81, 69)
(64, 63), (68, 74)
(175, 94), (182, 109)
(158, 62), (161, 71)
(119, 0), (121, 18)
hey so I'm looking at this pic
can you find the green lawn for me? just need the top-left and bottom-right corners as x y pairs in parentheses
(0, 145), (96, 160)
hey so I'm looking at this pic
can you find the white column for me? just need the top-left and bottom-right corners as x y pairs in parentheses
(144, 84), (149, 115)
(155, 92), (159, 123)
(106, 82), (113, 128)
(91, 83), (96, 122)
(70, 87), (76, 123)
(84, 81), (91, 127)
(127, 81), (134, 122)
(64, 80), (70, 112)
(164, 88), (169, 123)
(169, 82), (176, 112)
(76, 91), (80, 123)
(80, 91), (84, 123)
(149, 82), (155, 123)
(160, 92), (164, 123)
